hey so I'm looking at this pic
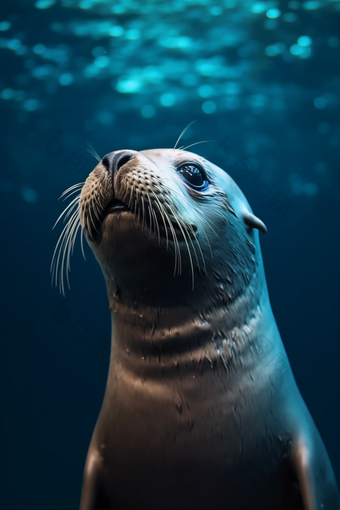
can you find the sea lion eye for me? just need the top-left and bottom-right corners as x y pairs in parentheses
(177, 163), (208, 191)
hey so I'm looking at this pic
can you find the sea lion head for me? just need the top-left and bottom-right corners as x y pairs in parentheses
(78, 148), (267, 309)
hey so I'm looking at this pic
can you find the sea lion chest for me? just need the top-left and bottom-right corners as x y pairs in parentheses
(90, 350), (301, 510)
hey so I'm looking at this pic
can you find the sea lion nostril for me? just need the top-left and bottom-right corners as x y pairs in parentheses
(102, 151), (134, 176)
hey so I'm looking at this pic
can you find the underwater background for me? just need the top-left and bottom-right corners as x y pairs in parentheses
(0, 0), (339, 508)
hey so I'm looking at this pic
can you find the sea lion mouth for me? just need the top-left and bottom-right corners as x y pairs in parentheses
(98, 197), (197, 243)
(87, 198), (131, 242)
(105, 198), (130, 215)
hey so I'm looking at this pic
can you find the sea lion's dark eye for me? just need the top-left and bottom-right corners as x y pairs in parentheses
(177, 163), (209, 191)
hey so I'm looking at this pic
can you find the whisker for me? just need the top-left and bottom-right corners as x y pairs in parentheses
(167, 190), (208, 273)
(136, 189), (141, 225)
(60, 182), (84, 199)
(141, 195), (146, 232)
(168, 218), (181, 276)
(80, 228), (86, 261)
(128, 184), (135, 210)
(63, 199), (81, 224)
(60, 210), (80, 294)
(87, 143), (101, 163)
(51, 207), (80, 294)
(174, 210), (200, 270)
(52, 195), (80, 229)
(52, 182), (85, 294)
(147, 197), (153, 236)
(179, 140), (216, 151)
(154, 194), (182, 275)
(61, 188), (83, 201)
(91, 194), (104, 223)
(174, 120), (197, 150)
(151, 192), (170, 250)
(65, 213), (82, 289)
(166, 203), (194, 285)
(151, 206), (160, 245)
(183, 221), (206, 274)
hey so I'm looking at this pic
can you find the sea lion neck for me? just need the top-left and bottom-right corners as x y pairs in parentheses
(106, 278), (270, 362)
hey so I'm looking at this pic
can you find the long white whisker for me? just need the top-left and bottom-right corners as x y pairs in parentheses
(151, 192), (170, 250)
(141, 195), (146, 231)
(168, 219), (181, 276)
(91, 195), (103, 223)
(174, 120), (197, 150)
(136, 189), (141, 225)
(163, 204), (182, 276)
(166, 203), (195, 290)
(61, 188), (83, 201)
(60, 182), (84, 199)
(181, 222), (202, 272)
(65, 218), (79, 279)
(80, 228), (86, 261)
(87, 143), (101, 162)
(152, 192), (181, 275)
(147, 197), (153, 236)
(173, 210), (200, 273)
(128, 183), (134, 209)
(51, 207), (78, 274)
(179, 140), (216, 151)
(52, 195), (80, 229)
(188, 224), (207, 273)
(52, 180), (85, 294)
(62, 212), (81, 293)
(58, 208), (80, 294)
(166, 190), (208, 272)
(65, 214), (82, 290)
(51, 208), (78, 294)
(151, 206), (160, 244)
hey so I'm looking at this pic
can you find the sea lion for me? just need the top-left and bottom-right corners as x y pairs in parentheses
(74, 148), (338, 509)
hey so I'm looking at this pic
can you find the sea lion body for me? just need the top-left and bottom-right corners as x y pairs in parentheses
(76, 149), (339, 510)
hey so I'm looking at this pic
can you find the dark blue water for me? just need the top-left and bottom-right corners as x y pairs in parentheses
(1, 1), (339, 508)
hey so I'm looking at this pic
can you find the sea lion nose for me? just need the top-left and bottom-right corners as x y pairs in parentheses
(101, 151), (134, 176)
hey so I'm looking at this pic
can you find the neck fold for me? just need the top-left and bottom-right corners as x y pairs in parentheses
(107, 280), (279, 382)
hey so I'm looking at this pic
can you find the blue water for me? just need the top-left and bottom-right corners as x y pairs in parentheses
(1, 1), (339, 508)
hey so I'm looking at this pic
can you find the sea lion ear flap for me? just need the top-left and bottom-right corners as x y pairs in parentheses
(243, 211), (267, 234)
